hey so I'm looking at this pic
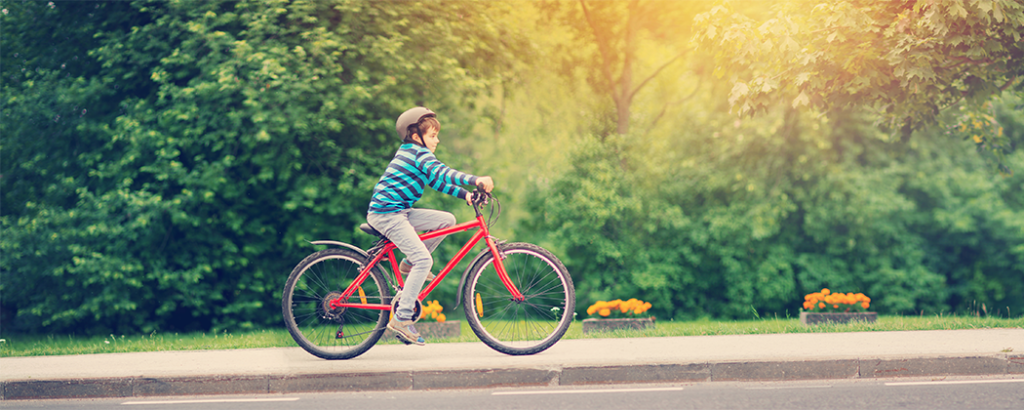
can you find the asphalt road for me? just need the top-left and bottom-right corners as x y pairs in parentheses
(4, 376), (1023, 410)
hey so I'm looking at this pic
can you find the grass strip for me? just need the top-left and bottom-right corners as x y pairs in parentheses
(1, 315), (1020, 358)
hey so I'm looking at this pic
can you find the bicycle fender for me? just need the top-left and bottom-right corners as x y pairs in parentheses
(454, 242), (509, 310)
(309, 240), (369, 259)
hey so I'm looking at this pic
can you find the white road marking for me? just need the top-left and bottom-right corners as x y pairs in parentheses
(745, 385), (833, 390)
(493, 387), (684, 396)
(122, 397), (300, 405)
(885, 379), (1024, 387)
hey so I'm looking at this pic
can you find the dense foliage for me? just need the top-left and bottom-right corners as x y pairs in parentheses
(526, 94), (1024, 320)
(695, 0), (1024, 172)
(3, 0), (1021, 336)
(1, 0), (521, 334)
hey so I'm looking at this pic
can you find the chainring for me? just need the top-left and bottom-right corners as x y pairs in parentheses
(390, 290), (423, 322)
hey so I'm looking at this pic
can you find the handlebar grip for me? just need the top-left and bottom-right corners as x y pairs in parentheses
(470, 188), (491, 206)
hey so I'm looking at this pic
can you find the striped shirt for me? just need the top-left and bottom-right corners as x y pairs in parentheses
(368, 143), (478, 214)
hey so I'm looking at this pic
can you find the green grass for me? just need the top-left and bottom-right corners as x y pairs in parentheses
(1, 315), (1020, 358)
(0, 330), (296, 358)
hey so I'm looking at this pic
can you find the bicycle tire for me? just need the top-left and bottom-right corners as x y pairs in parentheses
(282, 248), (390, 360)
(463, 242), (575, 356)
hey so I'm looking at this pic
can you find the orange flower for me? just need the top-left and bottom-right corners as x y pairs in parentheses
(821, 288), (831, 295)
(818, 302), (825, 309)
(589, 298), (652, 317)
(861, 302), (870, 309)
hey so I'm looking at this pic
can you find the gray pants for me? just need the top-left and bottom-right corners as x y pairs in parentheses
(366, 209), (456, 320)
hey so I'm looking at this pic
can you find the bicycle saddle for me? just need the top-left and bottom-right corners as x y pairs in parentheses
(359, 223), (384, 237)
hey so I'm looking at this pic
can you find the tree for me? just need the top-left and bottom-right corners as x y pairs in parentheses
(540, 0), (706, 137)
(695, 0), (1024, 172)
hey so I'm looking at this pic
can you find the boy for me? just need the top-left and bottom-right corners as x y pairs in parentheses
(367, 107), (493, 346)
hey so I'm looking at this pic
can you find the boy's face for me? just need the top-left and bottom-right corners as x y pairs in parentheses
(419, 127), (440, 153)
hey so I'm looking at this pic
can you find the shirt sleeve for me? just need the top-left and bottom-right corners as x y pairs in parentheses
(417, 151), (478, 199)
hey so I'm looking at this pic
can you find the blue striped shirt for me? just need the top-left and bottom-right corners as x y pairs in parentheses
(368, 144), (479, 214)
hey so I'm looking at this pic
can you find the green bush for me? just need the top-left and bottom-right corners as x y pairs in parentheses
(1, 0), (520, 334)
(526, 97), (1024, 320)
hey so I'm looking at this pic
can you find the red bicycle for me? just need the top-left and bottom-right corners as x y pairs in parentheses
(282, 191), (575, 359)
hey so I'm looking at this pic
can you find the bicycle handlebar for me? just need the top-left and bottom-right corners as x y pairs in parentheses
(470, 188), (491, 206)
(470, 188), (500, 225)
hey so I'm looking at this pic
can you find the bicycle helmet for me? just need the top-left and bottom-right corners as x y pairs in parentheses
(395, 107), (436, 141)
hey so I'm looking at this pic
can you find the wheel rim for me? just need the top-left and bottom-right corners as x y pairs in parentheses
(469, 248), (572, 351)
(286, 253), (387, 356)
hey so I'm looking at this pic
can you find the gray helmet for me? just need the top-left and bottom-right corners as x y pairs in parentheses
(395, 107), (436, 140)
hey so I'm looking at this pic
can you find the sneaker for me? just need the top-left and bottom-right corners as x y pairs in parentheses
(399, 261), (435, 282)
(387, 316), (426, 346)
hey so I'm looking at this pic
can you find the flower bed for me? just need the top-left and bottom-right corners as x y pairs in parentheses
(583, 298), (655, 334)
(586, 298), (652, 318)
(802, 288), (871, 313)
(800, 288), (876, 326)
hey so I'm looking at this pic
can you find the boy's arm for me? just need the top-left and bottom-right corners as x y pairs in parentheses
(419, 153), (478, 200)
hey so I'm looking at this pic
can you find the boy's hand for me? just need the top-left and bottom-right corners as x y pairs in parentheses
(476, 176), (494, 193)
(465, 191), (474, 205)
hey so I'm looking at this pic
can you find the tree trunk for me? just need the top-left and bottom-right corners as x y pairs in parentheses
(616, 0), (640, 135)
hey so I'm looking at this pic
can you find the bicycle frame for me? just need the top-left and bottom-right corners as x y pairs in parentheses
(328, 214), (524, 312)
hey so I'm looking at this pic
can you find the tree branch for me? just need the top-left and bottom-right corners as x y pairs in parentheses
(999, 76), (1019, 92)
(629, 47), (692, 101)
(937, 76), (1017, 114)
(643, 83), (701, 137)
(939, 56), (996, 71)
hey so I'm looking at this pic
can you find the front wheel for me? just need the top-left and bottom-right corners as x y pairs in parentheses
(282, 248), (390, 360)
(464, 243), (575, 355)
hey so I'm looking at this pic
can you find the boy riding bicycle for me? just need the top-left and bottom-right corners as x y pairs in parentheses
(367, 107), (494, 346)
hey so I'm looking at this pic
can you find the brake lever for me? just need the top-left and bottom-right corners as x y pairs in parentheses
(473, 188), (491, 206)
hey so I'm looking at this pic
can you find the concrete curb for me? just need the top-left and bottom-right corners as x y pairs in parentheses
(4, 354), (1022, 401)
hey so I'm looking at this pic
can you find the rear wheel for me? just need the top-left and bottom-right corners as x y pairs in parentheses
(282, 248), (390, 360)
(464, 243), (575, 355)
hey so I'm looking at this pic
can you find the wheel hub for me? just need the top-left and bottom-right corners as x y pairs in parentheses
(321, 291), (346, 321)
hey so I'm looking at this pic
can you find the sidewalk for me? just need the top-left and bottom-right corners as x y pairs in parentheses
(2, 328), (1022, 400)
